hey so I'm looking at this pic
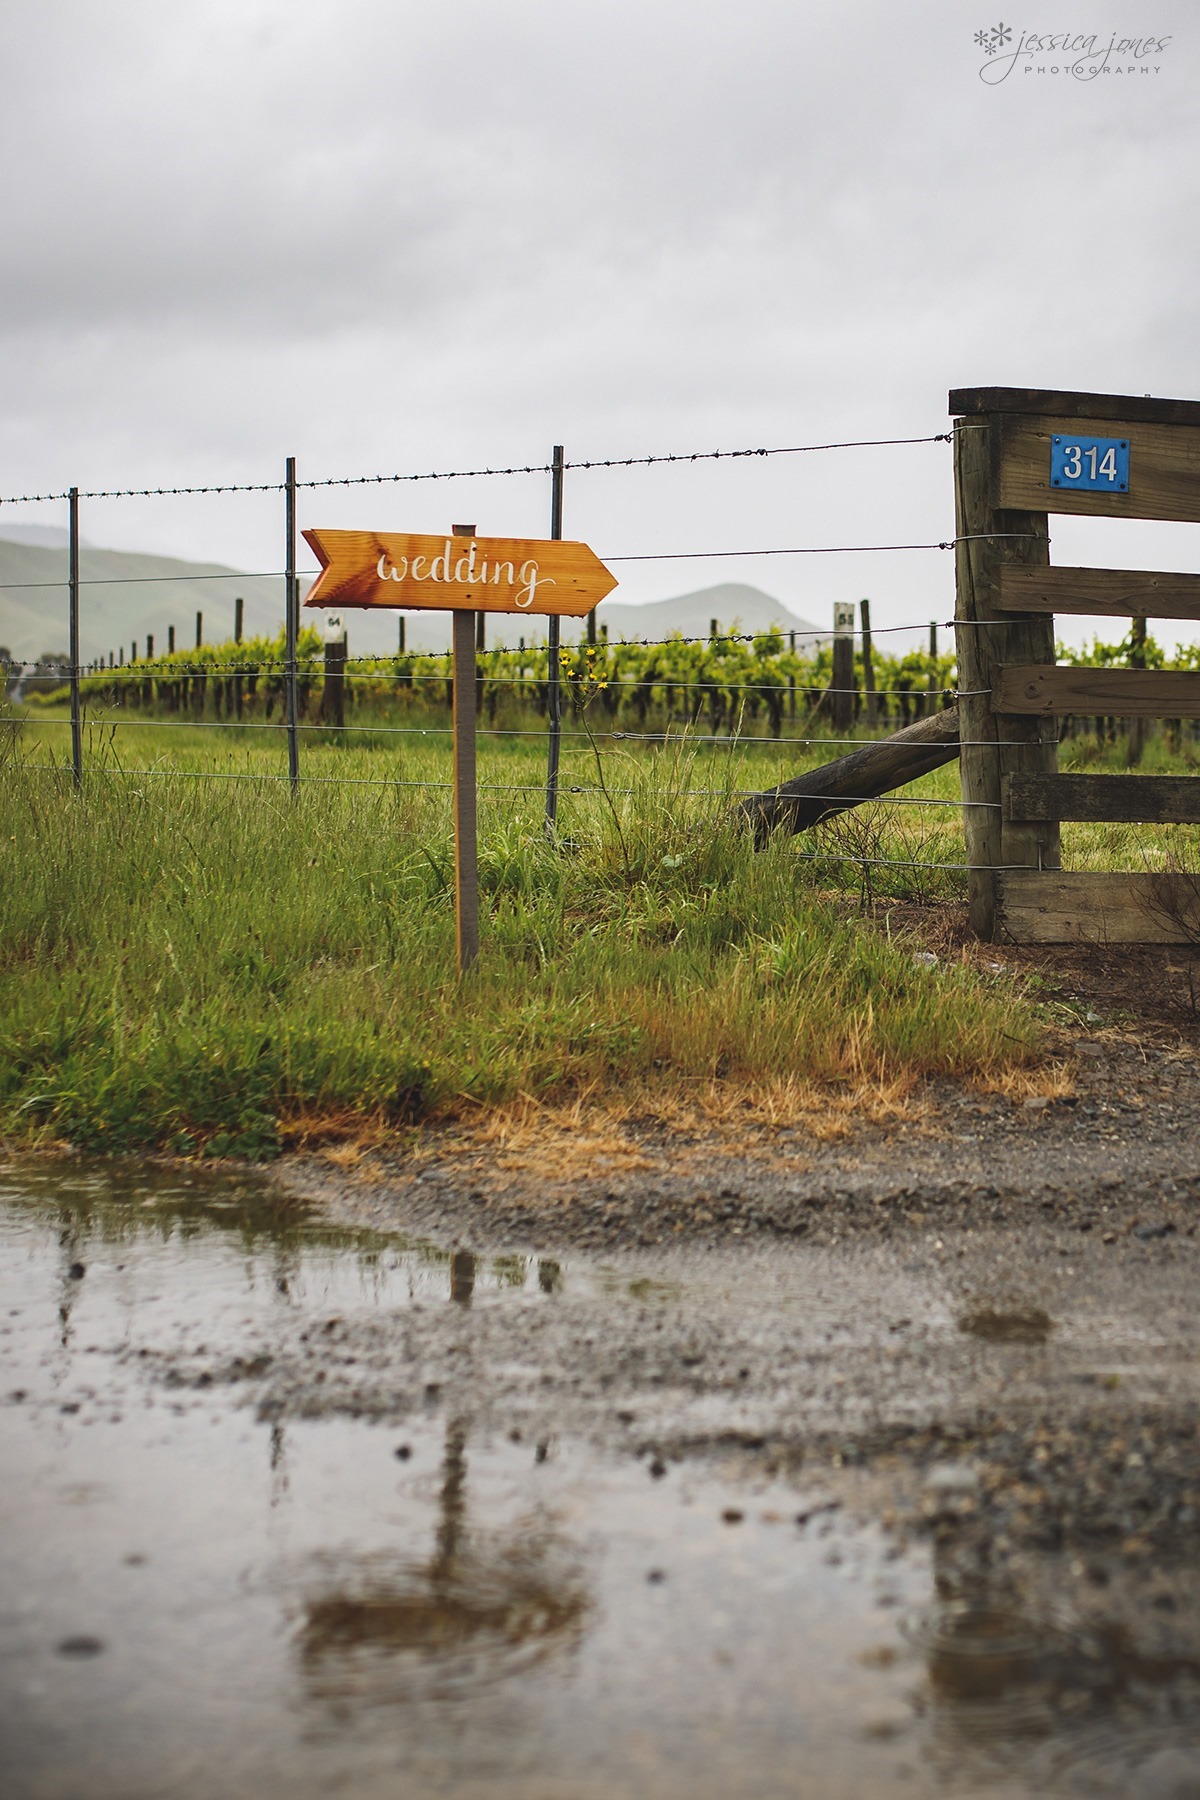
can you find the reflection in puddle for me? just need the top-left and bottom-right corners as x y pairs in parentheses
(450, 1249), (476, 1306)
(916, 1602), (1066, 1703)
(297, 1414), (590, 1705)
(959, 1306), (1054, 1344)
(3, 1160), (1200, 1800)
(911, 1593), (1200, 1795)
(298, 1538), (590, 1705)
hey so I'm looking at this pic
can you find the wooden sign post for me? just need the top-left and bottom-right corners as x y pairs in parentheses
(302, 523), (617, 969)
(450, 584), (479, 969)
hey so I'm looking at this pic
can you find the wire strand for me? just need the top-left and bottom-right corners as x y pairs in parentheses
(3, 761), (997, 807)
(0, 429), (960, 507)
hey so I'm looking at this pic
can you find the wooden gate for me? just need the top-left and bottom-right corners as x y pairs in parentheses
(952, 384), (1200, 944)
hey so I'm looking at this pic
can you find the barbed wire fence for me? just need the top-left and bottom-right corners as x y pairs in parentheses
(0, 425), (1029, 884)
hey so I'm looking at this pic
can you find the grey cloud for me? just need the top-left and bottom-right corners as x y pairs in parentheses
(0, 0), (1196, 639)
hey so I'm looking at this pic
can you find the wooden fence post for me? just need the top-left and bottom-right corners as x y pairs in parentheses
(831, 602), (855, 733)
(1127, 615), (1147, 766)
(452, 602), (480, 971)
(952, 405), (1060, 938)
(860, 599), (877, 728)
(322, 629), (346, 730)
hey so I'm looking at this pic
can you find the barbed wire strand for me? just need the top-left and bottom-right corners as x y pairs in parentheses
(0, 430), (967, 507)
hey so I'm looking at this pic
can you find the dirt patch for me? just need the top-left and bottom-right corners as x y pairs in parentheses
(284, 1013), (1200, 1255)
(877, 898), (1200, 1033)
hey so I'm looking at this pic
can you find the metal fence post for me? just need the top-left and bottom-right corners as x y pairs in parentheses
(68, 486), (82, 787)
(284, 455), (300, 792)
(544, 444), (564, 834)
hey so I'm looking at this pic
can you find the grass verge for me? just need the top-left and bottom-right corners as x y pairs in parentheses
(1, 717), (1047, 1158)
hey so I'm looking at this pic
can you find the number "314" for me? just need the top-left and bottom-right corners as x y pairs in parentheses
(1050, 435), (1130, 493)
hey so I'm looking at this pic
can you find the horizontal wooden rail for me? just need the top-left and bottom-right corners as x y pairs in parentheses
(995, 666), (1200, 720)
(951, 387), (1200, 429)
(997, 566), (1200, 621)
(995, 870), (1200, 944)
(1005, 772), (1200, 824)
(995, 414), (1200, 523)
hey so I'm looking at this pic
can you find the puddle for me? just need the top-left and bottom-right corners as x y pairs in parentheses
(958, 1306), (1055, 1344)
(2, 1161), (1199, 1799)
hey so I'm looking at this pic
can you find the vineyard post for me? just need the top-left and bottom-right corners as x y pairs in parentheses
(1127, 615), (1147, 766)
(321, 615), (346, 730)
(860, 599), (878, 727)
(832, 602), (855, 733)
(232, 598), (243, 719)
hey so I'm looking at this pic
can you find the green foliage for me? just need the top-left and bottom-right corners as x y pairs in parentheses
(34, 622), (959, 739)
(0, 715), (1040, 1157)
(1058, 631), (1170, 670)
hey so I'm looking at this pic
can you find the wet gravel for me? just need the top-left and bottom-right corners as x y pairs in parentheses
(257, 1032), (1200, 1689)
(287, 1035), (1200, 1254)
(7, 1098), (1200, 1796)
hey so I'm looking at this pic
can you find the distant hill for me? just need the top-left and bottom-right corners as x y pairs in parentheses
(588, 582), (825, 649)
(379, 581), (827, 653)
(0, 536), (825, 663)
(0, 537), (288, 664)
(0, 524), (95, 550)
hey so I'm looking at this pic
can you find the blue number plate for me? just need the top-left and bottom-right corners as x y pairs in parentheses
(1050, 434), (1130, 493)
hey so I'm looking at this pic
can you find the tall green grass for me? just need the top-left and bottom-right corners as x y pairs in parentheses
(0, 713), (1042, 1157)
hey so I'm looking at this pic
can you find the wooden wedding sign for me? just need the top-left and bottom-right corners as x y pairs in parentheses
(303, 524), (618, 971)
(302, 527), (616, 616)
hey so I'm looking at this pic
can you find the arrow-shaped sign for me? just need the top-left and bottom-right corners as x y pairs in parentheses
(302, 528), (617, 617)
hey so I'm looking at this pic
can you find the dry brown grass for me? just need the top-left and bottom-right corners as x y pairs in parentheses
(388, 1074), (934, 1185)
(295, 1057), (1084, 1195)
(970, 1060), (1077, 1103)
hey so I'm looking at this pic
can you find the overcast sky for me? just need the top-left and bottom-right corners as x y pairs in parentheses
(2, 0), (1198, 642)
